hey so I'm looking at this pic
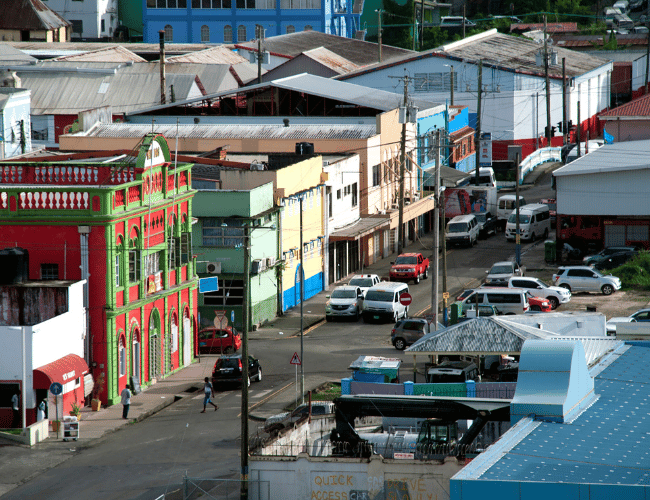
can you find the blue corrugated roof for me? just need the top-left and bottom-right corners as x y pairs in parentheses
(453, 342), (650, 488)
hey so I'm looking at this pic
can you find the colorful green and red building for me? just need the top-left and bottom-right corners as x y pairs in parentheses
(0, 134), (198, 405)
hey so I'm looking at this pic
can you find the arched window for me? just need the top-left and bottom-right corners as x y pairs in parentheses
(132, 328), (141, 380)
(171, 311), (179, 354)
(286, 25), (295, 34)
(149, 308), (161, 380)
(237, 25), (246, 42)
(304, 25), (313, 31)
(119, 335), (126, 377)
(164, 24), (173, 42)
(201, 25), (210, 42)
(224, 25), (232, 43)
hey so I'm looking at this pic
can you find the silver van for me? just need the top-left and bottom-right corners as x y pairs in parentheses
(460, 287), (530, 315)
(497, 195), (526, 227)
(446, 214), (479, 247)
(362, 281), (410, 323)
(505, 203), (550, 241)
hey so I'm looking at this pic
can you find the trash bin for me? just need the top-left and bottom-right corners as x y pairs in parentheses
(450, 302), (461, 325)
(545, 240), (556, 263)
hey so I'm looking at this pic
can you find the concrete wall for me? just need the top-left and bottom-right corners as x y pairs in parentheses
(603, 118), (650, 142)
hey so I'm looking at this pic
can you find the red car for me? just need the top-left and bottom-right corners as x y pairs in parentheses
(198, 326), (242, 354)
(527, 293), (552, 312)
(389, 253), (430, 284)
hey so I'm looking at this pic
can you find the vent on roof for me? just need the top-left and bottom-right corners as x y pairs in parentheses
(98, 81), (109, 94)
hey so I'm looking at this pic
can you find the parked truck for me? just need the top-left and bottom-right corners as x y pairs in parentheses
(444, 185), (497, 220)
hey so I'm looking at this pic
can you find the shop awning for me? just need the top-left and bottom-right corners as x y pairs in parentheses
(33, 354), (89, 390)
(329, 217), (390, 242)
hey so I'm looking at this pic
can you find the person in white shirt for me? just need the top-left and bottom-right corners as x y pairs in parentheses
(201, 377), (218, 413)
(120, 386), (132, 420)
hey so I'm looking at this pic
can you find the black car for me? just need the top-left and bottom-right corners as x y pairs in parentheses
(473, 211), (497, 239)
(211, 354), (262, 387)
(593, 250), (638, 271)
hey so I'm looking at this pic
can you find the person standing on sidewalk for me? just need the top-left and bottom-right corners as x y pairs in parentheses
(201, 377), (218, 413)
(121, 386), (132, 419)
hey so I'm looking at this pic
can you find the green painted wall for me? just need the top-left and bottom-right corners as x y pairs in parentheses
(118, 0), (144, 38)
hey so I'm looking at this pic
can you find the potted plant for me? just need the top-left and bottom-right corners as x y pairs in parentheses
(69, 401), (82, 420)
(91, 372), (104, 411)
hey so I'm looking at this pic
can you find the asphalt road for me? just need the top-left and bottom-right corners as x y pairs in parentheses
(2, 177), (557, 500)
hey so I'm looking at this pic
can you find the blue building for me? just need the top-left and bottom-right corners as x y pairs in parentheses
(452, 338), (650, 499)
(142, 0), (363, 44)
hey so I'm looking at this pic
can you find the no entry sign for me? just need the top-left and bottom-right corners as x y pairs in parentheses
(399, 293), (413, 306)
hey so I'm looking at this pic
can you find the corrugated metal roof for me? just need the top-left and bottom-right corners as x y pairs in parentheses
(330, 217), (390, 239)
(0, 0), (70, 31)
(301, 47), (361, 74)
(18, 68), (201, 114)
(165, 46), (248, 65)
(553, 33), (649, 50)
(405, 317), (556, 355)
(458, 342), (650, 487)
(600, 92), (650, 118)
(554, 140), (650, 176)
(510, 22), (578, 33)
(126, 73), (443, 116)
(82, 123), (379, 140)
(51, 46), (147, 63)
(549, 336), (621, 367)
(0, 43), (37, 64)
(235, 31), (414, 66)
(339, 29), (609, 82)
(6, 41), (219, 58)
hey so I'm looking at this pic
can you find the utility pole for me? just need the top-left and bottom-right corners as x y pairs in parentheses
(474, 60), (483, 186)
(441, 130), (448, 326)
(577, 101), (581, 158)
(463, 4), (466, 38)
(450, 65), (454, 106)
(544, 15), (552, 146)
(256, 26), (263, 85)
(562, 57), (567, 147)
(376, 10), (383, 63)
(299, 196), (304, 403)
(240, 223), (250, 500)
(159, 30), (166, 105)
(397, 74), (410, 255)
(432, 129), (440, 331)
(514, 151), (521, 266)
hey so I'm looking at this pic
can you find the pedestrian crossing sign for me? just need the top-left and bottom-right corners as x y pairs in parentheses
(290, 352), (301, 365)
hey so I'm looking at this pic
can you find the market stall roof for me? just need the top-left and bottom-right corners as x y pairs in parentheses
(33, 353), (89, 390)
(348, 356), (401, 380)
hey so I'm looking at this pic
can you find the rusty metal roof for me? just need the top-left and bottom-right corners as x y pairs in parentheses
(164, 46), (248, 65)
(52, 46), (147, 63)
(235, 31), (414, 66)
(300, 47), (361, 74)
(81, 123), (379, 141)
(0, 0), (70, 31)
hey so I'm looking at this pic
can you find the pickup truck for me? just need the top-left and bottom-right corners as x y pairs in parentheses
(484, 260), (525, 286)
(389, 253), (430, 284)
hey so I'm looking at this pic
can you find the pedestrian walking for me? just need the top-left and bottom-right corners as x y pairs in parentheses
(201, 377), (218, 413)
(120, 386), (132, 419)
(11, 390), (20, 428)
(37, 399), (46, 422)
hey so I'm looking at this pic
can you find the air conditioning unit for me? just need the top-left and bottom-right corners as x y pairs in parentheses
(251, 259), (263, 274)
(206, 262), (221, 274)
(267, 257), (276, 267)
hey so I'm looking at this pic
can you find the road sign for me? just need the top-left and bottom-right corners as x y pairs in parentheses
(399, 292), (413, 306)
(199, 277), (219, 294)
(231, 310), (235, 323)
(443, 292), (450, 299)
(213, 310), (227, 329)
(290, 352), (301, 365)
(50, 382), (63, 396)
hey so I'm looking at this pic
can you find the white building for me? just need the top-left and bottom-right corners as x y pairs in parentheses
(339, 29), (612, 161)
(43, 0), (118, 40)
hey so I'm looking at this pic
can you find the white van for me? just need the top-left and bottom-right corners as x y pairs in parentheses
(467, 167), (496, 188)
(460, 287), (530, 315)
(362, 282), (410, 323)
(613, 0), (630, 14)
(446, 214), (480, 247)
(497, 195), (526, 227)
(505, 203), (551, 242)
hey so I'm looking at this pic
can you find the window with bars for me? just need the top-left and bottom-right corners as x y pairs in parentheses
(41, 263), (59, 280)
(201, 25), (210, 42)
(237, 25), (247, 42)
(224, 25), (232, 42)
(115, 255), (121, 287)
(286, 25), (295, 33)
(413, 72), (456, 92)
(146, 251), (162, 276)
(164, 24), (173, 42)
(181, 233), (191, 264)
(203, 279), (244, 306)
(202, 218), (245, 247)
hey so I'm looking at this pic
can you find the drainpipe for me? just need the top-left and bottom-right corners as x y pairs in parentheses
(159, 31), (166, 105)
(79, 226), (91, 364)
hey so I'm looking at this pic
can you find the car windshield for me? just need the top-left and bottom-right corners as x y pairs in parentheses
(332, 289), (356, 299)
(395, 256), (417, 265)
(448, 223), (468, 233)
(217, 358), (240, 369)
(365, 291), (394, 301)
(349, 278), (373, 287)
(508, 213), (530, 224)
(490, 265), (513, 274)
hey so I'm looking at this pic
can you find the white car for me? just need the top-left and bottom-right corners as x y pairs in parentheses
(325, 286), (364, 321)
(508, 277), (571, 310)
(348, 274), (380, 296)
(552, 266), (621, 295)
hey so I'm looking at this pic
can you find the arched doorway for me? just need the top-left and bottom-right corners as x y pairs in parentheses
(168, 310), (179, 372)
(132, 326), (141, 384)
(182, 307), (191, 367)
(148, 308), (162, 382)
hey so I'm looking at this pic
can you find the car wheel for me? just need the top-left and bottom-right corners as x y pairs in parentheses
(560, 284), (571, 292)
(530, 232), (536, 242)
(414, 274), (420, 284)
(362, 314), (370, 324)
(393, 311), (398, 323)
(256, 367), (262, 382)
(223, 346), (234, 355)
(325, 315), (331, 322)
(394, 338), (406, 350)
(424, 268), (428, 279)
(602, 284), (614, 295)
(548, 297), (559, 309)
(531, 305), (541, 311)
